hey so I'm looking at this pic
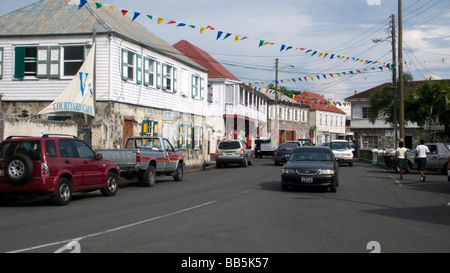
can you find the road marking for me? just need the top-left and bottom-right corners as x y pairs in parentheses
(389, 175), (403, 186)
(7, 189), (255, 253)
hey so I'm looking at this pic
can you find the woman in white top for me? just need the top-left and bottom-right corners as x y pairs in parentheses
(396, 141), (408, 180)
(415, 139), (430, 182)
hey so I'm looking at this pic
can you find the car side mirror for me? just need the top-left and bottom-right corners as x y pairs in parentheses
(96, 153), (104, 160)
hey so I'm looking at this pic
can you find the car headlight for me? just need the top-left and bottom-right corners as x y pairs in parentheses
(319, 169), (335, 174)
(282, 168), (296, 174)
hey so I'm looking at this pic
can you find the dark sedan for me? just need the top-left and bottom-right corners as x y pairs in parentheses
(281, 146), (339, 192)
(274, 143), (298, 166)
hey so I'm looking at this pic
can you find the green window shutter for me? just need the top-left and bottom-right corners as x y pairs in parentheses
(36, 46), (49, 78)
(49, 46), (60, 79)
(172, 67), (177, 93)
(136, 54), (142, 84)
(178, 124), (184, 148)
(141, 120), (149, 136)
(152, 121), (158, 137)
(187, 124), (192, 148)
(156, 61), (161, 89)
(143, 57), (150, 86)
(14, 47), (25, 79)
(200, 77), (205, 100)
(121, 48), (128, 81)
(0, 47), (3, 79)
(162, 63), (167, 90)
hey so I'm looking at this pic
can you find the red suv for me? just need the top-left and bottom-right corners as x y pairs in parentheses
(0, 134), (119, 206)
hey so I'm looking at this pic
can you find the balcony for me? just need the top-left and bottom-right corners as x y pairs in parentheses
(225, 103), (267, 123)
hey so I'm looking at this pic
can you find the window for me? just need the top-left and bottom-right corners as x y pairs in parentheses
(301, 110), (307, 123)
(362, 136), (378, 148)
(45, 140), (57, 158)
(320, 113), (323, 124)
(63, 46), (84, 76)
(144, 57), (155, 87)
(191, 75), (204, 99)
(121, 48), (140, 82)
(15, 46), (63, 79)
(163, 139), (175, 152)
(194, 126), (203, 149)
(362, 107), (369, 119)
(163, 64), (175, 92)
(141, 120), (159, 137)
(74, 140), (95, 159)
(294, 110), (299, 121)
(59, 139), (79, 158)
(325, 114), (328, 124)
(178, 123), (192, 148)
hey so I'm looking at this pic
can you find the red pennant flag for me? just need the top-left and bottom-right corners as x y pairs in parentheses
(121, 9), (128, 16)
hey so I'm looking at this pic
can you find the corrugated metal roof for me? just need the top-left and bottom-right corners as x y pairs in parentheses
(0, 0), (206, 72)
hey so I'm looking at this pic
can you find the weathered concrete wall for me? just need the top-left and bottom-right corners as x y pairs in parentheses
(3, 116), (77, 139)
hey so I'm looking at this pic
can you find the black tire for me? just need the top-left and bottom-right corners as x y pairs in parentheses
(143, 165), (156, 187)
(242, 157), (248, 167)
(6, 154), (33, 185)
(101, 172), (119, 196)
(330, 177), (338, 193)
(51, 177), (72, 206)
(173, 163), (183, 182)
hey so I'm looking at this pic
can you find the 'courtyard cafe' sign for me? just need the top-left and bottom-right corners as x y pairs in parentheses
(39, 43), (96, 117)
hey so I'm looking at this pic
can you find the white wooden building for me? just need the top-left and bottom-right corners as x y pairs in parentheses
(0, 0), (209, 166)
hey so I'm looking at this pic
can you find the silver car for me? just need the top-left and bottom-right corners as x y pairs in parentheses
(215, 139), (253, 168)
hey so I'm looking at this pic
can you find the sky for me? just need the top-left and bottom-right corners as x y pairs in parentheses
(1, 0), (449, 101)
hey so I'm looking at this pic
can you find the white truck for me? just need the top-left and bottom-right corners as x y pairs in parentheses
(97, 137), (184, 187)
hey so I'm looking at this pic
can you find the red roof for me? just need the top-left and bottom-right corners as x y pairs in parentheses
(172, 40), (240, 82)
(295, 91), (346, 114)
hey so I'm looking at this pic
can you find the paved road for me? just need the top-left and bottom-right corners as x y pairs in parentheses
(1, 158), (449, 253)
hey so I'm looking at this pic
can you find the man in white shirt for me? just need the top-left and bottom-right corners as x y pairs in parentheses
(415, 139), (430, 182)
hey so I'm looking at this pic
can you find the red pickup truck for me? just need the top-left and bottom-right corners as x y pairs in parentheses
(0, 135), (119, 206)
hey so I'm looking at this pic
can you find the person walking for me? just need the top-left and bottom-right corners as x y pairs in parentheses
(396, 141), (408, 180)
(415, 139), (430, 182)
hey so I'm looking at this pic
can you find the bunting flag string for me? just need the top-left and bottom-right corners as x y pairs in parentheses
(72, 0), (383, 66)
(243, 83), (351, 107)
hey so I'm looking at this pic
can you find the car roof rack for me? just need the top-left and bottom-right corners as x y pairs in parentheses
(42, 134), (77, 138)
(5, 136), (37, 140)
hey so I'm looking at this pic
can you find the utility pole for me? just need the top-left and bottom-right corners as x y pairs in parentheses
(391, 14), (398, 148)
(274, 58), (279, 145)
(275, 58), (279, 100)
(398, 0), (405, 142)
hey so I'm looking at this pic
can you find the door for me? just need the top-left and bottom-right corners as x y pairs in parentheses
(58, 139), (84, 189)
(163, 138), (177, 171)
(123, 117), (134, 147)
(73, 140), (103, 186)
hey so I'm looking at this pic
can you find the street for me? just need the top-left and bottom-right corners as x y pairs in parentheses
(1, 158), (449, 253)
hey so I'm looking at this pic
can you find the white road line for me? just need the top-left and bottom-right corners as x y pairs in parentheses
(7, 189), (255, 253)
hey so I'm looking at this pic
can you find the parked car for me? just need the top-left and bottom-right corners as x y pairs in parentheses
(405, 143), (449, 175)
(274, 143), (298, 166)
(297, 139), (314, 146)
(216, 139), (253, 168)
(97, 137), (184, 187)
(329, 140), (353, 167)
(281, 146), (339, 192)
(0, 135), (119, 206)
(254, 138), (276, 158)
(448, 156), (450, 182)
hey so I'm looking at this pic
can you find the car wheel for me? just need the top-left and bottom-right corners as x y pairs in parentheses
(6, 154), (33, 185)
(330, 177), (337, 193)
(143, 165), (156, 187)
(248, 156), (253, 166)
(242, 157), (248, 168)
(101, 172), (119, 196)
(173, 163), (183, 182)
(52, 177), (72, 206)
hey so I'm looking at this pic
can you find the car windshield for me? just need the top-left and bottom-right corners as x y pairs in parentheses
(299, 139), (313, 146)
(219, 141), (241, 149)
(329, 142), (350, 150)
(290, 148), (333, 162)
(278, 144), (297, 151)
(0, 141), (41, 161)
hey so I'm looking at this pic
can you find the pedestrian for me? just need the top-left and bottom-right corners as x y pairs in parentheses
(395, 141), (408, 180)
(415, 139), (430, 182)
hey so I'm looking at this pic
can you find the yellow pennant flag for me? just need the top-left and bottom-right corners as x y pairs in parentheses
(108, 5), (115, 10)
(157, 17), (165, 24)
(234, 35), (240, 43)
(200, 27), (206, 34)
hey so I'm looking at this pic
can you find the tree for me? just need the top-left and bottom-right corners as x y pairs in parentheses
(405, 79), (450, 141)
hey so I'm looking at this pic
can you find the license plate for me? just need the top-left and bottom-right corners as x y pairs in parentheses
(301, 176), (313, 183)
